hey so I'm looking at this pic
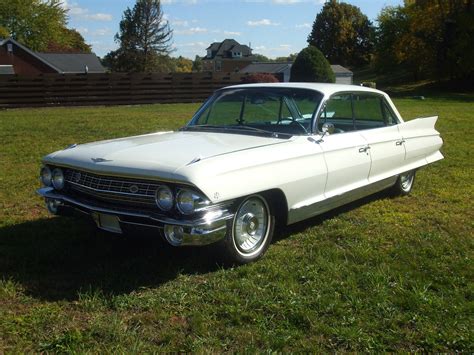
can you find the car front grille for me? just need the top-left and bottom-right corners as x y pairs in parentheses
(64, 168), (162, 208)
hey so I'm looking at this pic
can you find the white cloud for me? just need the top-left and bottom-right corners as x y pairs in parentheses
(84, 13), (113, 21)
(76, 27), (89, 34)
(295, 23), (311, 29)
(224, 31), (242, 36)
(175, 27), (208, 35)
(272, 0), (301, 3)
(62, 1), (112, 21)
(245, 0), (324, 3)
(175, 41), (207, 57)
(252, 44), (294, 58)
(91, 28), (112, 36)
(171, 19), (189, 27)
(162, 0), (198, 4)
(247, 19), (279, 26)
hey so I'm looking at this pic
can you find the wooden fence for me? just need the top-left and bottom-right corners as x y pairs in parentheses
(0, 72), (282, 108)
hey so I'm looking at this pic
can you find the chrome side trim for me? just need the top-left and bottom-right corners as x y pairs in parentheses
(288, 176), (397, 224)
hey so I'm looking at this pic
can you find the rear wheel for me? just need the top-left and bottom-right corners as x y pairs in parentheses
(220, 194), (274, 264)
(391, 170), (416, 196)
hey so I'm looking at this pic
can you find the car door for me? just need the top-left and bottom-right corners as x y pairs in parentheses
(353, 93), (406, 182)
(317, 93), (371, 199)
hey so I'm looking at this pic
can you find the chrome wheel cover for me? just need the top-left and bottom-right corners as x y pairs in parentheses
(400, 171), (415, 192)
(233, 196), (269, 256)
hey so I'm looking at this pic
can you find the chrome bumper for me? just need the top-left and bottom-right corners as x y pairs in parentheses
(37, 187), (233, 246)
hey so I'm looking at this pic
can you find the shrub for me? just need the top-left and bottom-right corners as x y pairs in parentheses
(290, 46), (335, 83)
(241, 73), (280, 83)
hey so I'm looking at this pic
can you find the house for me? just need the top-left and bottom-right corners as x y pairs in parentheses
(240, 62), (292, 82)
(331, 65), (353, 84)
(203, 39), (254, 72)
(0, 38), (105, 75)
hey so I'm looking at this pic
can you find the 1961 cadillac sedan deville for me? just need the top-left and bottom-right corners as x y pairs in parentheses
(37, 83), (443, 263)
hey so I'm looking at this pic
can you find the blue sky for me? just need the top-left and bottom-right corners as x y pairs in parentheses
(64, 0), (403, 59)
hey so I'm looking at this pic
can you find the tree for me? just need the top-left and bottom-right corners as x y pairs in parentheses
(307, 0), (374, 67)
(107, 0), (173, 72)
(290, 46), (335, 83)
(275, 53), (298, 62)
(192, 55), (203, 72)
(0, 26), (9, 38)
(374, 0), (474, 81)
(46, 28), (92, 53)
(0, 0), (90, 52)
(173, 56), (193, 72)
(252, 53), (271, 62)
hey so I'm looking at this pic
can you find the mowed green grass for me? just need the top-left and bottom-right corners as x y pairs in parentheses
(0, 95), (473, 352)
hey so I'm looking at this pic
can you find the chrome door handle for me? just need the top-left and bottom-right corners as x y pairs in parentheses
(396, 139), (406, 146)
(359, 146), (370, 153)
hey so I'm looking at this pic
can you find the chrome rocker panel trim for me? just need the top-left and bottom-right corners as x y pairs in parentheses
(37, 187), (233, 246)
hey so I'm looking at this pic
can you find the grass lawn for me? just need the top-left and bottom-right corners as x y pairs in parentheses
(0, 95), (473, 352)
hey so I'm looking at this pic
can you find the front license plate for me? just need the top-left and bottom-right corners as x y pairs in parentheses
(96, 213), (122, 234)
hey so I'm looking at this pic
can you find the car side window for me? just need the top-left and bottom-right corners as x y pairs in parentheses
(319, 94), (355, 133)
(382, 99), (399, 125)
(353, 94), (386, 130)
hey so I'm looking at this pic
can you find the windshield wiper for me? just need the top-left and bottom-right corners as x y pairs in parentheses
(226, 125), (290, 138)
(179, 124), (225, 131)
(180, 124), (291, 138)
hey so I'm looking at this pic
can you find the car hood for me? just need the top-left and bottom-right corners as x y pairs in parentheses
(44, 131), (290, 180)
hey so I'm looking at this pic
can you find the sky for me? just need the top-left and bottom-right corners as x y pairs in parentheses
(64, 0), (404, 59)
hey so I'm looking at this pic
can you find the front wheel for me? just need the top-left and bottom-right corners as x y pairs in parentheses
(391, 170), (416, 196)
(219, 194), (274, 264)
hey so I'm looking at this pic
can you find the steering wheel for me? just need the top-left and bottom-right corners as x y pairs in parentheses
(276, 117), (308, 133)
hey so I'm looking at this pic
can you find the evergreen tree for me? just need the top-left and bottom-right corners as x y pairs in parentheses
(290, 46), (335, 83)
(106, 0), (173, 72)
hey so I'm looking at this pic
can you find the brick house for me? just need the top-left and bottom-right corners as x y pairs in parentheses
(202, 39), (254, 72)
(0, 38), (105, 75)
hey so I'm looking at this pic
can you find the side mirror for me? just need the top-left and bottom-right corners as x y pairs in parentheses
(322, 122), (335, 135)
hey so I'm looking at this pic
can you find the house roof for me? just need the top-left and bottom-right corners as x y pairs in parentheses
(240, 62), (292, 73)
(205, 39), (252, 59)
(35, 53), (105, 73)
(1, 38), (63, 72)
(330, 65), (353, 75)
(0, 37), (105, 74)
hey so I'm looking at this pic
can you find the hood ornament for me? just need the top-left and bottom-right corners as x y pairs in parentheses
(91, 157), (112, 163)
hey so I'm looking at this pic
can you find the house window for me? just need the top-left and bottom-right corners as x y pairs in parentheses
(215, 61), (222, 71)
(207, 49), (211, 58)
(232, 52), (242, 58)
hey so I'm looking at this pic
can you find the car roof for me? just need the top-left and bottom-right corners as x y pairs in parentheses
(224, 82), (386, 97)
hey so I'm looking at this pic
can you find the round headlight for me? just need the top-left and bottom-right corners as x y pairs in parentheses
(40, 166), (52, 186)
(177, 190), (196, 215)
(52, 168), (65, 190)
(155, 186), (173, 211)
(177, 189), (209, 215)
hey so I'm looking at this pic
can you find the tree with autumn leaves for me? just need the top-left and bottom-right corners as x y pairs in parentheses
(374, 0), (474, 80)
(0, 0), (91, 53)
(307, 0), (474, 82)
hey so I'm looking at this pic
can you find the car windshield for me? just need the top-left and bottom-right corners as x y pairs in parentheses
(185, 87), (323, 137)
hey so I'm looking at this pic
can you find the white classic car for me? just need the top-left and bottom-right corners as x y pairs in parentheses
(37, 83), (443, 263)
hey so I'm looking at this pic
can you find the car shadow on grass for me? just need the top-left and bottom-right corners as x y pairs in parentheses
(0, 214), (224, 301)
(0, 190), (393, 302)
